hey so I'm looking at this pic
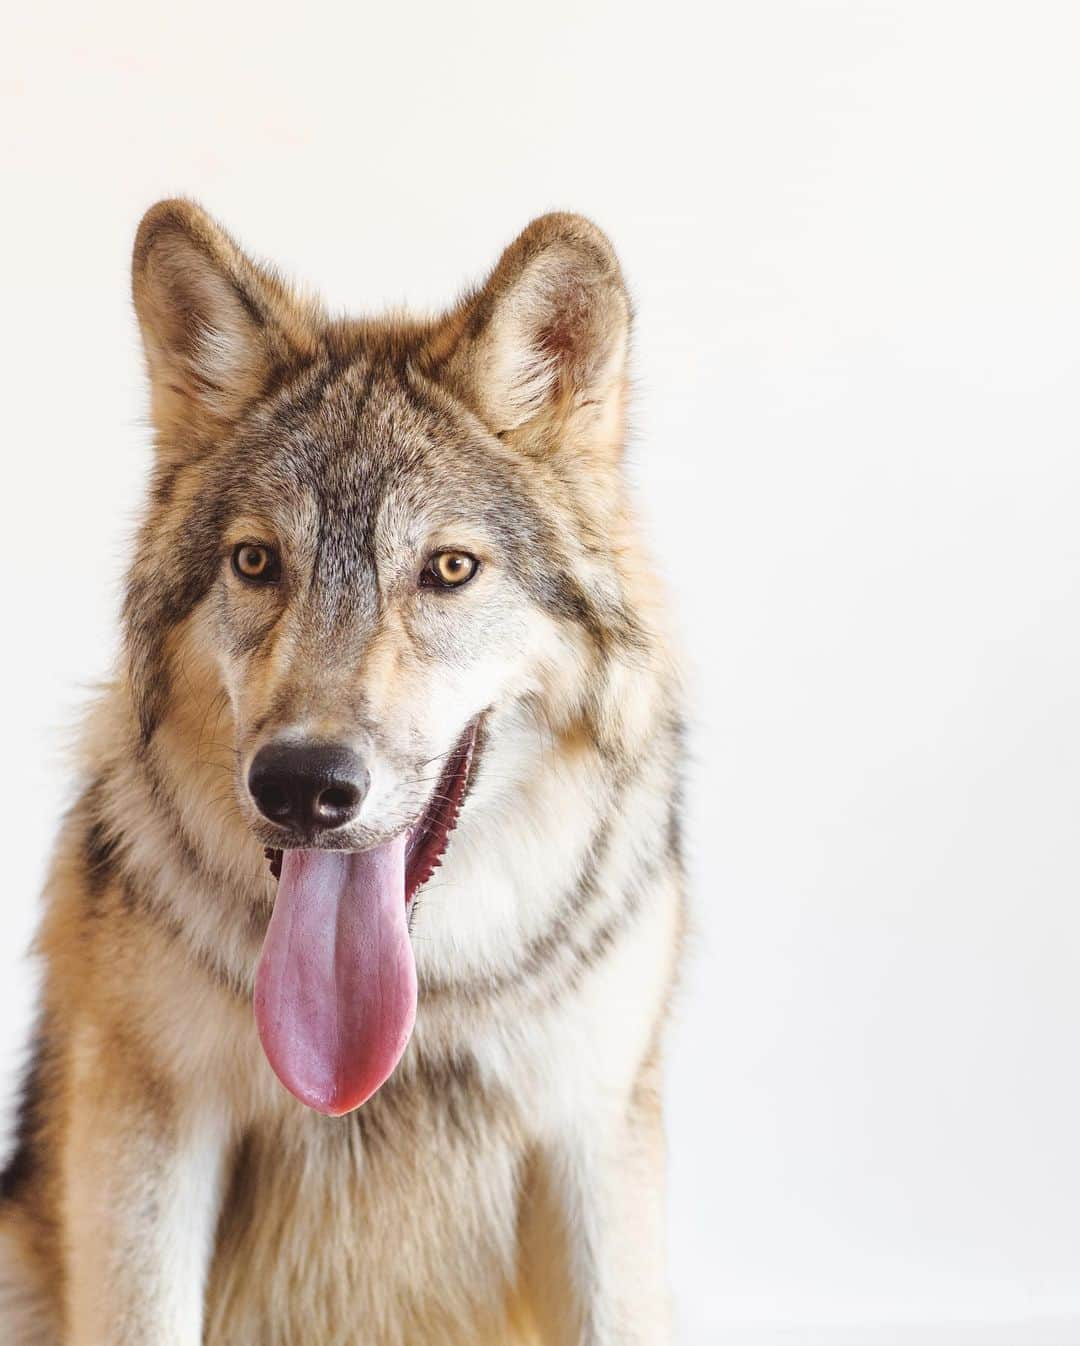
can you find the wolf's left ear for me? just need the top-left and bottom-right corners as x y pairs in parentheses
(132, 199), (320, 452)
(428, 213), (631, 457)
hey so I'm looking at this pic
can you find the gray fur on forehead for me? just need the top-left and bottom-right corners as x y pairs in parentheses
(228, 361), (571, 566)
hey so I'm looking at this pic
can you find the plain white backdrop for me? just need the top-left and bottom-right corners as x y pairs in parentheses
(3, 2), (1079, 1342)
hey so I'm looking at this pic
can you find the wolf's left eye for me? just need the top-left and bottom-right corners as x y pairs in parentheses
(232, 544), (281, 584)
(421, 550), (479, 589)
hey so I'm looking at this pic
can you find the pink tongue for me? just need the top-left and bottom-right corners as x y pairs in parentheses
(253, 841), (417, 1115)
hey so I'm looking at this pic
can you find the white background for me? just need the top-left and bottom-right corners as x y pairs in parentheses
(3, 3), (1079, 1343)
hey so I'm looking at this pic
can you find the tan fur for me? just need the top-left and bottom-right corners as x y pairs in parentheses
(0, 201), (685, 1345)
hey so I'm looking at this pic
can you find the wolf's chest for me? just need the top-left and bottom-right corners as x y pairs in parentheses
(202, 1059), (525, 1346)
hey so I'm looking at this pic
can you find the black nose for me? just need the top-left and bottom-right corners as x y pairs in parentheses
(247, 741), (369, 833)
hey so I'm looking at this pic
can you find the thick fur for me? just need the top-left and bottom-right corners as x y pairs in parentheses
(0, 201), (685, 1345)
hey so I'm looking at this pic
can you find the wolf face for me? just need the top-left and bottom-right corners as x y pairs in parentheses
(125, 202), (644, 1112)
(192, 369), (565, 856)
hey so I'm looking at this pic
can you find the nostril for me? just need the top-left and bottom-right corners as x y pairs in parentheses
(318, 786), (356, 811)
(314, 784), (360, 824)
(252, 780), (293, 821)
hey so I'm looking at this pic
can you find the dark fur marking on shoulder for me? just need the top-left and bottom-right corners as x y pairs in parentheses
(138, 742), (238, 897)
(75, 774), (250, 996)
(0, 1029), (47, 1204)
(118, 752), (263, 996)
(77, 777), (124, 918)
(84, 815), (120, 903)
(525, 823), (671, 1008)
(547, 845), (665, 1002)
(122, 877), (249, 1000)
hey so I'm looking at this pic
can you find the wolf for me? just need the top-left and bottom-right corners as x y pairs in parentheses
(0, 200), (686, 1345)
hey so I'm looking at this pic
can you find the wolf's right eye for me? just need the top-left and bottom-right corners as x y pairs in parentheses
(232, 544), (281, 584)
(421, 550), (480, 589)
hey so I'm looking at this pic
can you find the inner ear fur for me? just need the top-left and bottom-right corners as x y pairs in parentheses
(131, 198), (322, 452)
(426, 213), (632, 457)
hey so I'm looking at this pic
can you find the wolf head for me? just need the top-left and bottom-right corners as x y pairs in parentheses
(127, 201), (641, 847)
(123, 201), (653, 1112)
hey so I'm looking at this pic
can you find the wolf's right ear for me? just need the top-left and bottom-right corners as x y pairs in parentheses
(132, 200), (320, 453)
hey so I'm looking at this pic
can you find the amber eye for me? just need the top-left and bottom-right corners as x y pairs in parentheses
(231, 543), (280, 584)
(422, 550), (479, 589)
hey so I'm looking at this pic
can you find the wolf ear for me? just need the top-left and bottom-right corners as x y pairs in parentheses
(132, 199), (320, 450)
(429, 214), (631, 457)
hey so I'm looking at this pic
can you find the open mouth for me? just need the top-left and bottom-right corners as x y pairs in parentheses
(262, 722), (477, 900)
(253, 721), (478, 1117)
